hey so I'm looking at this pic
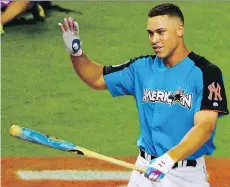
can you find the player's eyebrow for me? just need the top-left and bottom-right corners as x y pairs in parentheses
(147, 29), (153, 34)
(146, 28), (166, 34)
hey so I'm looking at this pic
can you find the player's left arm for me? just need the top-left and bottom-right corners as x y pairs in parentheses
(144, 64), (229, 182)
(167, 110), (218, 162)
(144, 110), (219, 182)
(168, 65), (229, 162)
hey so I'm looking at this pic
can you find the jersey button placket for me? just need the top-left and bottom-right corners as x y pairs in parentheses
(152, 108), (161, 131)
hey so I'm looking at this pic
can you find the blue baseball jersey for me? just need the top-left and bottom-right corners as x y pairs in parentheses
(103, 52), (229, 160)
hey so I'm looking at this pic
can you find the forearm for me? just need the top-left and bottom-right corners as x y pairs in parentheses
(70, 53), (106, 90)
(1, 1), (30, 25)
(167, 122), (213, 162)
(59, 18), (106, 90)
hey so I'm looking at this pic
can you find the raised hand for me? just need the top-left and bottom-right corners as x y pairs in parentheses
(58, 17), (82, 56)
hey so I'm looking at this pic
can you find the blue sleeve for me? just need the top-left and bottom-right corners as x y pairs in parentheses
(103, 62), (135, 97)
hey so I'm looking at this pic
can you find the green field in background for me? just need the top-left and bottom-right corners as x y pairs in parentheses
(2, 2), (230, 157)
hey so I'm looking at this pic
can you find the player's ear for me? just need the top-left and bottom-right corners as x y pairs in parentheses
(177, 24), (184, 37)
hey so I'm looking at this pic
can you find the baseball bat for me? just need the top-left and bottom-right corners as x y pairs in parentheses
(9, 124), (145, 173)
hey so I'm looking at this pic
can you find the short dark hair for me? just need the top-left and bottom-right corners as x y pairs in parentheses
(148, 3), (184, 24)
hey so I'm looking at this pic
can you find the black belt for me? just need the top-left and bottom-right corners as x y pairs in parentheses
(140, 149), (197, 169)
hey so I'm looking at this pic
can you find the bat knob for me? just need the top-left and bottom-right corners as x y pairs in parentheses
(9, 124), (22, 136)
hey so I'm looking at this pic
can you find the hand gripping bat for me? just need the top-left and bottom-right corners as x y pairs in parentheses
(9, 124), (145, 173)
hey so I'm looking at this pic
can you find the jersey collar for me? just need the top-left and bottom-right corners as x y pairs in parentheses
(152, 52), (193, 72)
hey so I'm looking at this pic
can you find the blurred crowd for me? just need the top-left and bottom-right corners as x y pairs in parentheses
(0, 1), (80, 35)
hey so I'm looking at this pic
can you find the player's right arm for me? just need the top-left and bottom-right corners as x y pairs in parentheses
(58, 17), (106, 90)
(70, 53), (106, 90)
(59, 17), (136, 96)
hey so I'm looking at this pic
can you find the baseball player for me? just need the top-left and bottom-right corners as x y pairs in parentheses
(58, 3), (229, 187)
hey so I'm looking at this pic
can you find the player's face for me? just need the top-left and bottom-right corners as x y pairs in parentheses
(147, 15), (182, 59)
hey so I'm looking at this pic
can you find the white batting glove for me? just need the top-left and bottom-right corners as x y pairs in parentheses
(144, 153), (175, 182)
(58, 17), (82, 56)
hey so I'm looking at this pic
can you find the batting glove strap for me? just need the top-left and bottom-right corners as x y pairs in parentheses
(144, 167), (165, 182)
(70, 38), (83, 56)
(71, 48), (83, 57)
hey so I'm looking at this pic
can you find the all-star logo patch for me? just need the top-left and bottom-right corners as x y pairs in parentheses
(142, 88), (192, 109)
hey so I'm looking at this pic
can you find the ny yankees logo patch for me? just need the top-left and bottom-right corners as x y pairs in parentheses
(208, 82), (222, 101)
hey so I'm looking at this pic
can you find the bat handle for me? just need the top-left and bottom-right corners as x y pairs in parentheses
(79, 147), (145, 173)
